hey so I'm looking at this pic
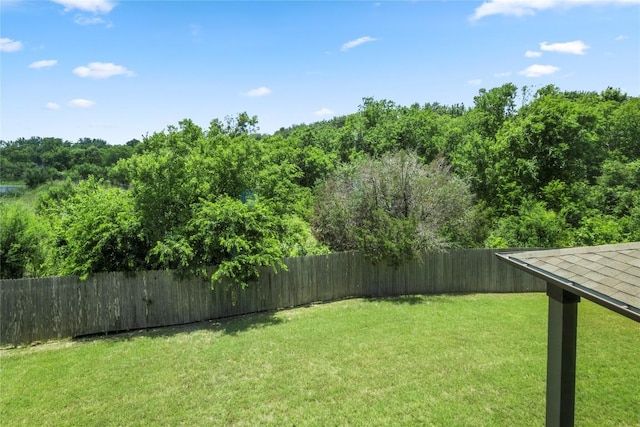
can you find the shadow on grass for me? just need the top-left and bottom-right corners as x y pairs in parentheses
(215, 311), (285, 336)
(364, 294), (457, 305)
(73, 310), (285, 344)
(69, 294), (459, 346)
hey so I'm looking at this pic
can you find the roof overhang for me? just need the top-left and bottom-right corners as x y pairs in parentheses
(498, 243), (640, 427)
(497, 243), (640, 323)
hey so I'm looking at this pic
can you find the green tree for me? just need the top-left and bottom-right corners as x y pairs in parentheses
(623, 199), (640, 241)
(606, 98), (640, 159)
(25, 167), (57, 188)
(118, 116), (319, 287)
(593, 159), (640, 216)
(447, 85), (518, 206)
(573, 215), (625, 247)
(471, 83), (518, 139)
(0, 203), (45, 279)
(313, 151), (474, 267)
(490, 91), (604, 212)
(184, 196), (288, 287)
(42, 178), (146, 279)
(486, 200), (572, 248)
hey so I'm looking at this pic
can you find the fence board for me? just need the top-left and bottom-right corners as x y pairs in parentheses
(0, 249), (545, 345)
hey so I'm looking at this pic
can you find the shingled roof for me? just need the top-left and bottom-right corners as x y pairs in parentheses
(497, 242), (640, 322)
(498, 242), (640, 427)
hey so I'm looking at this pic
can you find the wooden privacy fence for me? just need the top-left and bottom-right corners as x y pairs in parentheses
(0, 249), (545, 345)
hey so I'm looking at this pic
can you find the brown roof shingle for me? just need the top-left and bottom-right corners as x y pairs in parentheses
(498, 242), (640, 322)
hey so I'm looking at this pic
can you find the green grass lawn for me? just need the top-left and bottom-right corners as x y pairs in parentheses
(2, 293), (639, 426)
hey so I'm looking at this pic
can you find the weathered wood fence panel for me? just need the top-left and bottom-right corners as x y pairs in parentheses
(0, 249), (544, 345)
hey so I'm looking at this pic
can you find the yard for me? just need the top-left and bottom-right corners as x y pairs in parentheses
(2, 293), (639, 426)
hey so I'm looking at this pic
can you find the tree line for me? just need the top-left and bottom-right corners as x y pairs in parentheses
(0, 136), (140, 187)
(1, 84), (638, 283)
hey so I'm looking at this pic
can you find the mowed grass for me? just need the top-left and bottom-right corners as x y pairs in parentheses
(2, 294), (639, 426)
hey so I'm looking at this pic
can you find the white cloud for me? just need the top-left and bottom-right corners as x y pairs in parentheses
(314, 107), (335, 117)
(540, 40), (590, 55)
(73, 62), (135, 78)
(518, 64), (560, 77)
(0, 37), (23, 53)
(52, 0), (115, 14)
(525, 50), (542, 58)
(472, 0), (537, 20)
(46, 102), (61, 110)
(68, 98), (95, 108)
(468, 79), (482, 85)
(341, 36), (377, 51)
(615, 34), (629, 41)
(74, 15), (106, 25)
(471, 0), (639, 21)
(244, 86), (272, 97)
(28, 59), (58, 69)
(494, 71), (512, 77)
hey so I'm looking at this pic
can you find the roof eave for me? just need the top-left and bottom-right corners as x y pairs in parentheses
(496, 253), (640, 323)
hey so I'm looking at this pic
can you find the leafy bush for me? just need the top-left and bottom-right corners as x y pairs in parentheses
(0, 203), (45, 278)
(25, 167), (57, 189)
(486, 200), (572, 248)
(313, 151), (475, 267)
(42, 178), (146, 278)
(184, 196), (289, 287)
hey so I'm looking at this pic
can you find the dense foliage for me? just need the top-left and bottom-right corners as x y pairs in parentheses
(39, 177), (146, 279)
(313, 152), (474, 266)
(0, 137), (139, 187)
(1, 84), (638, 283)
(0, 203), (45, 279)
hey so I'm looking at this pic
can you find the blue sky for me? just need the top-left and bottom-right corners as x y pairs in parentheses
(1, 0), (639, 144)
